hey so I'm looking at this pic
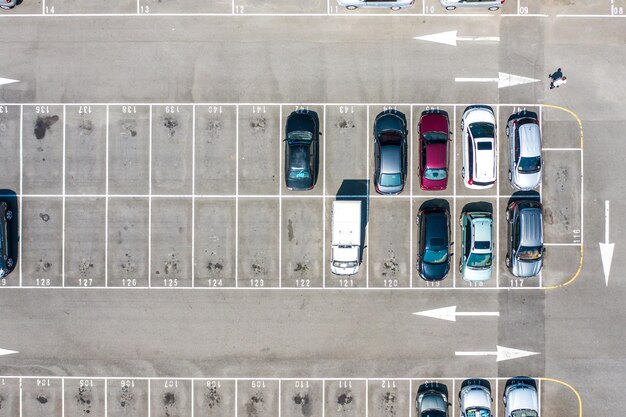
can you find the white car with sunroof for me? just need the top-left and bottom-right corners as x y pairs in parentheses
(461, 105), (497, 189)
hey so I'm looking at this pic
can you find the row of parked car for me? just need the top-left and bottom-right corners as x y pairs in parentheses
(285, 106), (543, 195)
(418, 377), (539, 417)
(416, 199), (543, 281)
(338, 0), (506, 11)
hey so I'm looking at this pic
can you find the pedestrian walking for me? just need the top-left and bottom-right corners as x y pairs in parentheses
(549, 68), (566, 89)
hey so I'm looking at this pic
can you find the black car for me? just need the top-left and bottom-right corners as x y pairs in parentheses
(0, 201), (14, 278)
(284, 110), (319, 191)
(373, 110), (408, 195)
(416, 382), (449, 417)
(416, 207), (450, 281)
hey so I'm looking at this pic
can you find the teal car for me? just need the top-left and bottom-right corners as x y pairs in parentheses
(459, 211), (493, 282)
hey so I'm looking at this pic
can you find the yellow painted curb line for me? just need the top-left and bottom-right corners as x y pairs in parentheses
(541, 104), (584, 290)
(541, 377), (583, 417)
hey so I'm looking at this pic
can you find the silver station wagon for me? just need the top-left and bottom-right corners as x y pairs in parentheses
(505, 200), (544, 278)
(506, 110), (542, 191)
(440, 0), (504, 11)
(337, 0), (415, 10)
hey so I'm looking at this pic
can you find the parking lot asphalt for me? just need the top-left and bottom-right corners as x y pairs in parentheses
(1, 3), (625, 417)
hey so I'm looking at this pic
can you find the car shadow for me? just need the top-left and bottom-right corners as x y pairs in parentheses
(460, 201), (493, 215)
(0, 189), (19, 277)
(507, 190), (541, 208)
(336, 179), (369, 263)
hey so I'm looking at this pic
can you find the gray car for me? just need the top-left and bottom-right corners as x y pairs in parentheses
(338, 0), (415, 10)
(505, 200), (544, 278)
(506, 111), (542, 190)
(373, 110), (408, 195)
(440, 0), (504, 10)
(0, 0), (17, 9)
(417, 382), (449, 417)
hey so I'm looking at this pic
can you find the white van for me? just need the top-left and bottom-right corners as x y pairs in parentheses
(440, 0), (504, 11)
(338, 0), (415, 10)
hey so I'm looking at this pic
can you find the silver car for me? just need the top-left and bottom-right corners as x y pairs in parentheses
(459, 211), (493, 282)
(0, 0), (17, 9)
(417, 382), (449, 417)
(338, 0), (415, 10)
(505, 200), (544, 278)
(503, 377), (539, 417)
(506, 111), (542, 191)
(440, 0), (504, 11)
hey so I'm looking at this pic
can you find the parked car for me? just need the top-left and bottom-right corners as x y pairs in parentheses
(506, 111), (542, 191)
(418, 110), (450, 191)
(503, 377), (539, 417)
(459, 379), (493, 417)
(440, 0), (504, 11)
(505, 200), (544, 278)
(461, 105), (497, 189)
(459, 211), (493, 282)
(337, 0), (415, 10)
(416, 382), (450, 417)
(0, 0), (17, 10)
(0, 201), (14, 278)
(416, 207), (450, 281)
(374, 110), (408, 195)
(284, 110), (319, 191)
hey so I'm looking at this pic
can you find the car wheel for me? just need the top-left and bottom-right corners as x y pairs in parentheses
(459, 262), (463, 273)
(391, 6), (401, 10)
(505, 126), (510, 136)
(508, 170), (512, 181)
(461, 167), (465, 178)
(459, 216), (463, 227)
(5, 210), (12, 221)
(415, 215), (420, 226)
(505, 209), (511, 221)
(346, 5), (357, 9)
(446, 6), (456, 10)
(7, 258), (14, 268)
(460, 119), (464, 130)
(505, 255), (510, 268)
(488, 6), (500, 10)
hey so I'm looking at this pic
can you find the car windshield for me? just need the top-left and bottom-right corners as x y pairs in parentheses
(424, 168), (447, 181)
(468, 252), (492, 268)
(380, 173), (402, 187)
(518, 156), (541, 173)
(333, 261), (358, 268)
(511, 411), (538, 417)
(469, 122), (494, 139)
(421, 410), (446, 417)
(466, 408), (490, 417)
(288, 168), (311, 180)
(288, 131), (312, 142)
(517, 246), (543, 261)
(423, 249), (448, 264)
(423, 131), (448, 142)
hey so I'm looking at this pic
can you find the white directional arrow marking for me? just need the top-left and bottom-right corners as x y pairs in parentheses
(0, 77), (19, 87)
(413, 305), (499, 322)
(455, 345), (540, 362)
(599, 200), (614, 287)
(0, 347), (19, 357)
(455, 72), (540, 89)
(413, 30), (500, 47)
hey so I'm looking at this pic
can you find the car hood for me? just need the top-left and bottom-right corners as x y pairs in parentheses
(463, 107), (495, 125)
(462, 388), (491, 410)
(376, 113), (405, 133)
(286, 112), (315, 134)
(513, 170), (541, 191)
(506, 387), (538, 413)
(420, 260), (449, 281)
(421, 112), (449, 133)
(333, 246), (359, 262)
(420, 393), (447, 413)
(463, 265), (492, 282)
(512, 259), (542, 278)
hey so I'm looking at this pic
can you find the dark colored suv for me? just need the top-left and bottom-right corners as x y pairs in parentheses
(373, 110), (408, 195)
(416, 207), (450, 281)
(418, 110), (450, 191)
(416, 382), (450, 417)
(0, 201), (14, 278)
(284, 110), (319, 191)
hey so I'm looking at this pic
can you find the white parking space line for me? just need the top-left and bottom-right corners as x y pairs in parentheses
(0, 11), (565, 17)
(192, 105), (196, 287)
(366, 105), (370, 288)
(19, 105), (23, 286)
(323, 105), (326, 288)
(452, 105), (457, 288)
(496, 105), (500, 288)
(148, 105), (153, 287)
(235, 105), (239, 287)
(105, 379), (108, 417)
(105, 105), (110, 286)
(62, 104), (66, 287)
(409, 105), (414, 288)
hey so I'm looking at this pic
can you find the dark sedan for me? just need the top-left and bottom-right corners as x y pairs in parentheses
(416, 207), (450, 281)
(284, 110), (319, 191)
(0, 201), (14, 278)
(373, 110), (408, 195)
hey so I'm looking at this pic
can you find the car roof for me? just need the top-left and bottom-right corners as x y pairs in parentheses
(473, 139), (496, 180)
(518, 123), (541, 158)
(472, 217), (492, 245)
(423, 209), (448, 248)
(519, 207), (543, 246)
(288, 144), (310, 170)
(425, 141), (447, 169)
(380, 145), (402, 174)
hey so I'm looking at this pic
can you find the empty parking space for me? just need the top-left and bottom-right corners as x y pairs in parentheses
(237, 380), (279, 417)
(235, 0), (326, 14)
(0, 378), (20, 417)
(65, 197), (106, 287)
(108, 105), (151, 195)
(195, 105), (237, 196)
(238, 105), (280, 196)
(45, 0), (135, 14)
(281, 198), (324, 288)
(150, 379), (192, 417)
(21, 378), (63, 417)
(193, 379), (236, 417)
(63, 378), (105, 417)
(325, 379), (367, 417)
(107, 197), (150, 287)
(136, 0), (231, 14)
(281, 379), (323, 417)
(107, 379), (150, 417)
(0, 106), (21, 193)
(368, 379), (410, 417)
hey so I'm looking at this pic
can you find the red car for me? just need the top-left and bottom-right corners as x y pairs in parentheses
(418, 110), (450, 190)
